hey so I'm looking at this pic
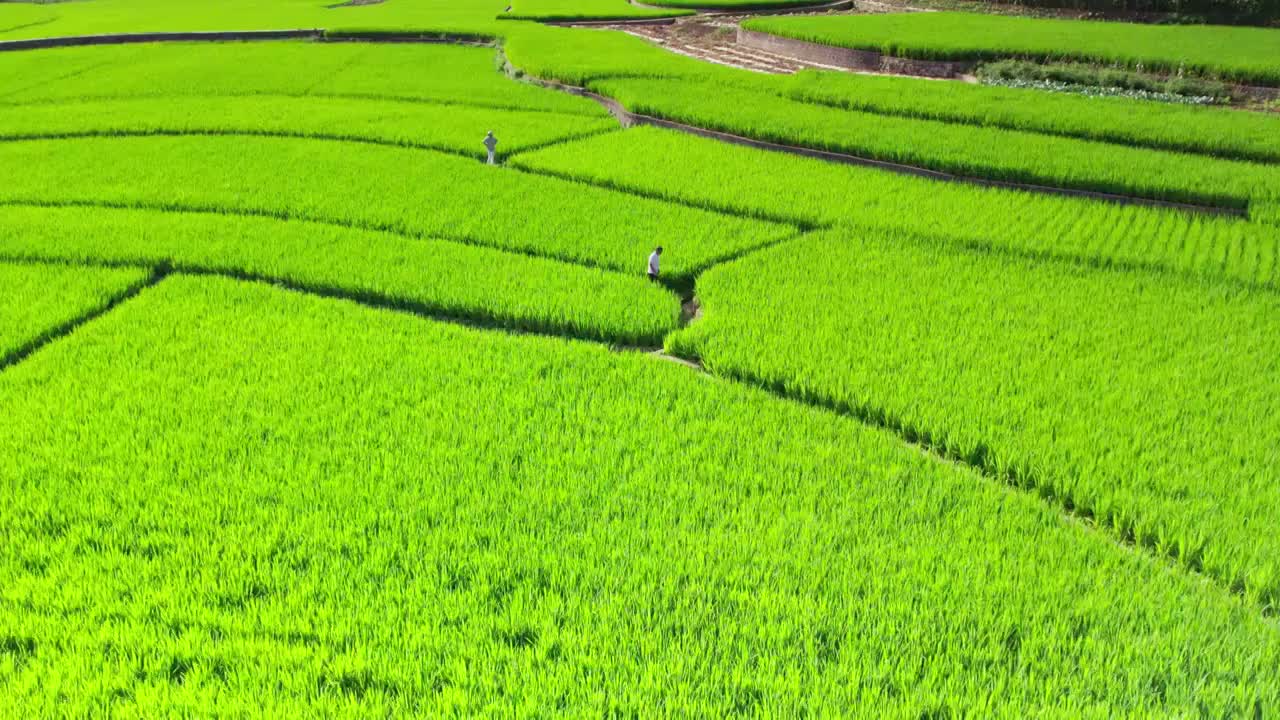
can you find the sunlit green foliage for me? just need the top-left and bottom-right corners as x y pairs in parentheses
(513, 126), (1280, 287)
(0, 205), (676, 344)
(670, 228), (1280, 608)
(745, 12), (1280, 86)
(0, 260), (150, 361)
(1, 275), (1277, 715)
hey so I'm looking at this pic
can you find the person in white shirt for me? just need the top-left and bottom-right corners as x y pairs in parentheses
(647, 246), (663, 282)
(483, 131), (498, 165)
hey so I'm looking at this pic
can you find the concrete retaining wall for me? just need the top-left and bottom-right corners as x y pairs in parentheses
(737, 27), (969, 78)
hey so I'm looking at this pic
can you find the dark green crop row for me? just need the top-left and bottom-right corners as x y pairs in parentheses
(670, 228), (1280, 609)
(744, 12), (1280, 86)
(2, 274), (1277, 715)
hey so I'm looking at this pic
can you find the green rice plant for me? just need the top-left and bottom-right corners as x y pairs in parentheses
(0, 273), (1277, 715)
(0, 42), (605, 117)
(512, 126), (1280, 288)
(0, 2), (55, 36)
(0, 134), (795, 282)
(0, 260), (151, 363)
(669, 227), (1280, 608)
(0, 95), (617, 158)
(744, 12), (1280, 86)
(589, 76), (1280, 211)
(786, 70), (1280, 163)
(0, 204), (678, 344)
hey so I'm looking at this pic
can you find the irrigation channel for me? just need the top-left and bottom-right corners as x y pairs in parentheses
(0, 27), (1267, 618)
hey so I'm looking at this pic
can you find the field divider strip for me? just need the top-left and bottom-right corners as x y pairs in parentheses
(0, 254), (675, 348)
(501, 125), (628, 162)
(0, 263), (167, 374)
(0, 127), (495, 164)
(649, 354), (1278, 618)
(0, 198), (662, 282)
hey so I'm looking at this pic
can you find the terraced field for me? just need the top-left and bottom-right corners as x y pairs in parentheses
(1, 2), (1278, 715)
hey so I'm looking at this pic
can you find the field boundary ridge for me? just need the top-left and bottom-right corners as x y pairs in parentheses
(514, 73), (1247, 218)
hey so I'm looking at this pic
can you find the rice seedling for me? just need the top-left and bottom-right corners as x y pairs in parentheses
(0, 42), (605, 117)
(0, 204), (678, 344)
(1, 273), (1276, 715)
(669, 227), (1280, 608)
(0, 134), (795, 282)
(0, 95), (616, 158)
(0, 259), (151, 362)
(590, 76), (1280, 211)
(513, 125), (1280, 288)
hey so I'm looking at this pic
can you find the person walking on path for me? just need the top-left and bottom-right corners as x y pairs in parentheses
(647, 246), (663, 282)
(483, 131), (498, 165)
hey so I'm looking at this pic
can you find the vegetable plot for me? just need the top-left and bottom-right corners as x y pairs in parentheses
(0, 274), (1276, 715)
(670, 229), (1280, 608)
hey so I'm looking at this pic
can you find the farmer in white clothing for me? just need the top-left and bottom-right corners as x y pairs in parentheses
(483, 131), (498, 165)
(647, 246), (663, 282)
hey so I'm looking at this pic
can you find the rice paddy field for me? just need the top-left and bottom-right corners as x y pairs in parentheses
(1, 0), (1278, 715)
